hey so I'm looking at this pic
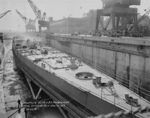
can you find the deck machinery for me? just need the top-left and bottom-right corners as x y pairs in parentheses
(95, 0), (141, 36)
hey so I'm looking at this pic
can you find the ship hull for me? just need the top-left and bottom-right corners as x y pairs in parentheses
(12, 43), (137, 118)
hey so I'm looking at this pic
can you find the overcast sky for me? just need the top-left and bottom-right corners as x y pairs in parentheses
(0, 0), (149, 32)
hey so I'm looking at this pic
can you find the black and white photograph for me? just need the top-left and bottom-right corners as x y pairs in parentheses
(0, 0), (150, 118)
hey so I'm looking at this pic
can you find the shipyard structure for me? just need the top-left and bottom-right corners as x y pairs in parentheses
(12, 37), (150, 118)
(31, 0), (150, 102)
(7, 0), (150, 118)
(11, 0), (150, 105)
(47, 0), (150, 36)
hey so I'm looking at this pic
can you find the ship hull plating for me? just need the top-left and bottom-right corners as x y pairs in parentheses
(12, 44), (137, 118)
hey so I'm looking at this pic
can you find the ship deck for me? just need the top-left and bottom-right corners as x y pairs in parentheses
(15, 40), (150, 118)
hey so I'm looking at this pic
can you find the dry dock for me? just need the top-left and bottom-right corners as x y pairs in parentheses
(12, 36), (150, 118)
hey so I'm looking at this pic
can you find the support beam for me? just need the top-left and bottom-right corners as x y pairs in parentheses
(134, 14), (138, 31)
(104, 16), (111, 30)
(111, 13), (115, 30)
(57, 107), (69, 118)
(99, 16), (104, 30)
(26, 77), (42, 99)
(116, 16), (120, 30)
(35, 88), (42, 99)
(95, 10), (101, 30)
(26, 78), (36, 99)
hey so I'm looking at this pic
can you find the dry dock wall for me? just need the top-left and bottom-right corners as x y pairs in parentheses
(27, 33), (150, 101)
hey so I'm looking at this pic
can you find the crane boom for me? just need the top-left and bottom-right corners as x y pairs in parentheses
(16, 10), (36, 32)
(16, 10), (28, 24)
(138, 7), (150, 23)
(27, 0), (42, 20)
(27, 0), (49, 32)
(129, 6), (150, 32)
(0, 10), (11, 19)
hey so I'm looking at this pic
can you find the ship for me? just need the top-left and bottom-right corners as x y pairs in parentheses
(8, 0), (150, 117)
(42, 0), (150, 103)
(12, 38), (150, 118)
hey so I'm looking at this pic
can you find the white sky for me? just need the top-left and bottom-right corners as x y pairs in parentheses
(0, 0), (149, 32)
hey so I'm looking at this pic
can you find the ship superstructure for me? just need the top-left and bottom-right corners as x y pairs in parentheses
(12, 39), (150, 118)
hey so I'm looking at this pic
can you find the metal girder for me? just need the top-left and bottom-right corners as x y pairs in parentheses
(0, 10), (11, 19)
(100, 7), (137, 16)
(27, 0), (42, 20)
(99, 17), (104, 30)
(16, 10), (28, 24)
(95, 10), (101, 30)
(26, 78), (42, 99)
(104, 16), (111, 30)
(111, 13), (115, 30)
(35, 88), (42, 99)
(95, 10), (105, 30)
(138, 6), (150, 23)
(102, 0), (141, 8)
(27, 0), (47, 21)
(16, 10), (36, 32)
(116, 16), (120, 30)
(57, 107), (69, 118)
(27, 0), (49, 32)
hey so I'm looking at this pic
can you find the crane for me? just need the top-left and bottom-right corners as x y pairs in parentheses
(128, 6), (150, 34)
(138, 7), (150, 23)
(16, 10), (28, 24)
(0, 10), (11, 19)
(27, 0), (50, 32)
(93, 0), (141, 37)
(16, 10), (36, 32)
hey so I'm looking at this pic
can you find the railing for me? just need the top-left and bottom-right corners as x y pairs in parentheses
(31, 57), (136, 112)
(47, 70), (128, 110)
(74, 51), (150, 100)
(17, 49), (128, 110)
(74, 47), (150, 97)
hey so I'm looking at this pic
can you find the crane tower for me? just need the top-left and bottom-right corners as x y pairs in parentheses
(27, 0), (50, 32)
(96, 0), (141, 34)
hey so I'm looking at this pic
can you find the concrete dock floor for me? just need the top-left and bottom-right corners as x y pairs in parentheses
(0, 39), (31, 118)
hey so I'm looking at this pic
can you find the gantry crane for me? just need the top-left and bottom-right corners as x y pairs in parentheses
(94, 0), (141, 37)
(27, 0), (50, 32)
(0, 10), (11, 19)
(16, 10), (36, 32)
